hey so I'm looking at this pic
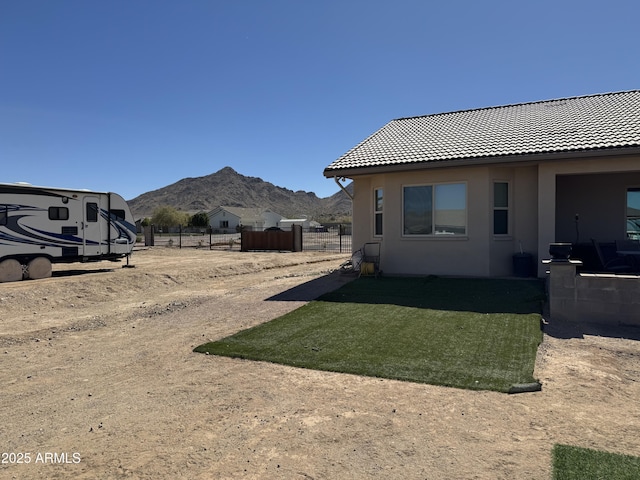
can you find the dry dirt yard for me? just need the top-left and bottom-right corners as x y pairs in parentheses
(1, 247), (640, 479)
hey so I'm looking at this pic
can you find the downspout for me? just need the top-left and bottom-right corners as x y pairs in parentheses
(333, 176), (353, 200)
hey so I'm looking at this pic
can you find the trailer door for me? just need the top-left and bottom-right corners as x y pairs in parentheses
(83, 196), (103, 257)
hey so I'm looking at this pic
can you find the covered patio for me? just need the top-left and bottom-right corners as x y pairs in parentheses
(542, 163), (640, 327)
(537, 155), (640, 277)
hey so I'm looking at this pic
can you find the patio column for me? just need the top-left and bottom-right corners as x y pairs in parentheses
(537, 165), (557, 277)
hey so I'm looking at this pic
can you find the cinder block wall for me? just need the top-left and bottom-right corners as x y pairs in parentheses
(547, 261), (640, 326)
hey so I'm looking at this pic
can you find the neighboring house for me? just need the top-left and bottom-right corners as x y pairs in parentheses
(207, 206), (282, 233)
(323, 90), (640, 278)
(278, 218), (321, 230)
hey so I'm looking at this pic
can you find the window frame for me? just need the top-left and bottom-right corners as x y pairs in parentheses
(402, 182), (467, 237)
(493, 181), (510, 236)
(86, 202), (99, 223)
(373, 187), (383, 237)
(626, 186), (640, 240)
(110, 209), (126, 221)
(48, 206), (69, 221)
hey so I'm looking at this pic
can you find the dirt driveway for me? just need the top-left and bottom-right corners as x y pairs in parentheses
(1, 247), (639, 479)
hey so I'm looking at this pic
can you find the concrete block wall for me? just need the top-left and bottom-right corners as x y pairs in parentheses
(547, 260), (640, 327)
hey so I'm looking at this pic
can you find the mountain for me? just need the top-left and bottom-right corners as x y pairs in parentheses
(127, 167), (352, 221)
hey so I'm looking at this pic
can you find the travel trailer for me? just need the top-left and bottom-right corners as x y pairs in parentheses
(0, 183), (136, 282)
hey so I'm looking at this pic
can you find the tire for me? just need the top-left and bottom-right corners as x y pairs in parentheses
(0, 259), (24, 283)
(27, 257), (52, 280)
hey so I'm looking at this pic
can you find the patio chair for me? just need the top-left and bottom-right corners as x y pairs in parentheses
(359, 242), (381, 278)
(616, 239), (640, 252)
(615, 239), (640, 271)
(591, 239), (634, 273)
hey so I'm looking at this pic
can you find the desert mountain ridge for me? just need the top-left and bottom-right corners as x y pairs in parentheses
(127, 166), (352, 221)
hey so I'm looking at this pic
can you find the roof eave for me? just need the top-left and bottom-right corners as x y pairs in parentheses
(323, 146), (640, 179)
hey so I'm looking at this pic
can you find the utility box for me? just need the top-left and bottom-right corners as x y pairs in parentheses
(513, 253), (533, 277)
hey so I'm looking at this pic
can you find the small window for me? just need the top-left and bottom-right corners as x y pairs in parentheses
(493, 182), (509, 235)
(627, 187), (640, 240)
(0, 206), (7, 225)
(110, 209), (126, 221)
(49, 206), (69, 220)
(220, 220), (229, 228)
(374, 188), (383, 236)
(86, 202), (98, 222)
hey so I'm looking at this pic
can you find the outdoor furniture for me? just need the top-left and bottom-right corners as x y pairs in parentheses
(592, 239), (635, 273)
(616, 239), (640, 272)
(359, 242), (381, 278)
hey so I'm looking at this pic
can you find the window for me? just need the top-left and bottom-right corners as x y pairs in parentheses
(86, 202), (98, 222)
(627, 187), (640, 240)
(49, 207), (69, 220)
(374, 188), (383, 236)
(220, 220), (229, 228)
(110, 209), (126, 221)
(0, 206), (7, 225)
(403, 183), (466, 235)
(493, 182), (509, 235)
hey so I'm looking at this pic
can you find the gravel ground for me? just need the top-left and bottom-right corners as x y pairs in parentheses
(1, 247), (639, 479)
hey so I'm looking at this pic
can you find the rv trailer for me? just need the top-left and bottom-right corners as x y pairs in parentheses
(0, 183), (137, 282)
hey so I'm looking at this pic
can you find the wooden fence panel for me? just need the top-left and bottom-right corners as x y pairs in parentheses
(241, 225), (303, 252)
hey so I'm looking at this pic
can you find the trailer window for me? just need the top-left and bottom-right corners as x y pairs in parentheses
(86, 202), (98, 222)
(110, 209), (126, 221)
(0, 206), (7, 225)
(49, 207), (69, 220)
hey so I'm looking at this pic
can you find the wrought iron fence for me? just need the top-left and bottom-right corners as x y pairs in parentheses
(140, 225), (352, 253)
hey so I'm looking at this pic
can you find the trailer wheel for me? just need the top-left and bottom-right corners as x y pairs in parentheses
(0, 259), (24, 283)
(27, 257), (52, 280)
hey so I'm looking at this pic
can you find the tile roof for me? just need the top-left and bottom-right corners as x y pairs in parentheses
(324, 90), (640, 175)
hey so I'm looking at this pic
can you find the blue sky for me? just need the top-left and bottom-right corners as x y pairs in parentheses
(1, 1), (638, 201)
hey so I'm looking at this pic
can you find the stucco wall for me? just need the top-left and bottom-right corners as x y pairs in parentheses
(208, 211), (241, 232)
(351, 165), (539, 277)
(349, 154), (640, 278)
(556, 171), (640, 243)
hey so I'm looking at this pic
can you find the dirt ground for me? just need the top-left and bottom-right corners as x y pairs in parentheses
(1, 247), (639, 479)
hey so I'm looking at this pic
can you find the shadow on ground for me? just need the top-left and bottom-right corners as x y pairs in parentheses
(543, 318), (640, 341)
(266, 271), (356, 302)
(53, 268), (115, 278)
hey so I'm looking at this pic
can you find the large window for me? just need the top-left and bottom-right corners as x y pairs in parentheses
(493, 182), (509, 235)
(627, 187), (640, 240)
(403, 183), (466, 235)
(374, 188), (383, 236)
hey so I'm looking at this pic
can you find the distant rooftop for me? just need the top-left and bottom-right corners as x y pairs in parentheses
(324, 90), (640, 175)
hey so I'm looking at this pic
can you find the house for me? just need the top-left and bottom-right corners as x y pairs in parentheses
(324, 90), (640, 278)
(278, 218), (321, 230)
(207, 206), (282, 233)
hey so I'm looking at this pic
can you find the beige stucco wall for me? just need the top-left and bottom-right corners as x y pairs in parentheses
(555, 171), (640, 243)
(348, 153), (640, 278)
(351, 164), (539, 277)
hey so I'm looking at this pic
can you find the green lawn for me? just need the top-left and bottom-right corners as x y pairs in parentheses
(553, 444), (640, 479)
(195, 276), (545, 392)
